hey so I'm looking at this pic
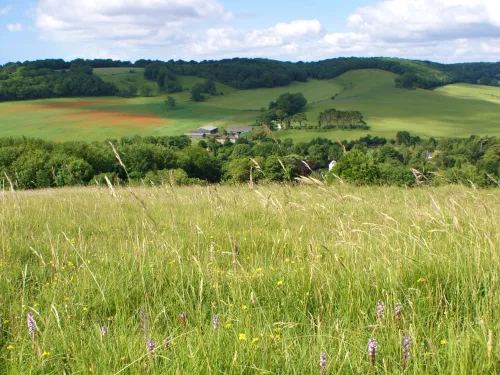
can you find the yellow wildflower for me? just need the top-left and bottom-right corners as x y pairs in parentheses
(242, 305), (248, 311)
(3, 320), (9, 325)
(276, 280), (284, 286)
(7, 345), (14, 350)
(440, 340), (447, 345)
(239, 333), (247, 341)
(251, 337), (260, 344)
(417, 277), (427, 283)
(42, 351), (50, 357)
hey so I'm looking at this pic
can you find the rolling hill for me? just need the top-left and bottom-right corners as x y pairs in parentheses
(1, 68), (500, 141)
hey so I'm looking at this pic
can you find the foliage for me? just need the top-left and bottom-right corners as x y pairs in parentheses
(190, 83), (206, 102)
(4, 57), (500, 102)
(0, 132), (499, 189)
(0, 62), (117, 101)
(166, 96), (176, 109)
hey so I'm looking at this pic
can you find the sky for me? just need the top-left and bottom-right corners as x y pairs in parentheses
(1, 0), (500, 64)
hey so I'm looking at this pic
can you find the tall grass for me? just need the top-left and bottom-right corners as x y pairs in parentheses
(0, 184), (499, 374)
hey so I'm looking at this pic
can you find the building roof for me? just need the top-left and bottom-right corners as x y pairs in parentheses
(227, 126), (253, 133)
(199, 125), (218, 131)
(190, 128), (211, 134)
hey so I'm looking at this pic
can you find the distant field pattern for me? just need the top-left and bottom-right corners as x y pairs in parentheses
(1, 69), (500, 141)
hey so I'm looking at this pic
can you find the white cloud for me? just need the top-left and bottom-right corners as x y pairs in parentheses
(272, 19), (322, 38)
(36, 0), (232, 43)
(32, 0), (500, 62)
(0, 5), (12, 15)
(348, 0), (500, 42)
(7, 23), (23, 32)
(188, 20), (324, 59)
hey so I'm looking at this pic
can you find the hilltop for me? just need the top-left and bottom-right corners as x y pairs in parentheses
(2, 56), (500, 103)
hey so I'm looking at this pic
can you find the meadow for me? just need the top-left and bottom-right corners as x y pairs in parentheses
(1, 184), (499, 374)
(2, 68), (500, 141)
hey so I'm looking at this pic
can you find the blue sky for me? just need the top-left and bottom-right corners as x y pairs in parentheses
(1, 0), (500, 64)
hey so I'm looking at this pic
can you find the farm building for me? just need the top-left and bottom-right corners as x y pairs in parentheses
(184, 125), (219, 138)
(227, 126), (253, 136)
(216, 136), (238, 144)
(199, 125), (218, 134)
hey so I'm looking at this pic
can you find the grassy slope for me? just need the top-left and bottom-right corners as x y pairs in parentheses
(1, 184), (499, 374)
(1, 68), (500, 141)
(94, 67), (158, 94)
(277, 69), (500, 142)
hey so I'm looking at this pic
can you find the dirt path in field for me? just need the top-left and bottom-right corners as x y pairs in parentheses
(66, 110), (164, 128)
(0, 100), (166, 128)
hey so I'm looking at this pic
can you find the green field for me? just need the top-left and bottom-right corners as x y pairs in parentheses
(1, 184), (499, 374)
(1, 68), (500, 141)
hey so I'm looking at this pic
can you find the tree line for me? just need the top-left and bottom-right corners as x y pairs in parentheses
(0, 61), (116, 101)
(4, 57), (500, 102)
(1, 131), (498, 189)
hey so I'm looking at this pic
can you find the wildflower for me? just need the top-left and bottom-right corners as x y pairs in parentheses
(242, 305), (248, 311)
(146, 338), (155, 353)
(239, 333), (247, 341)
(42, 351), (50, 357)
(440, 339), (447, 345)
(251, 337), (260, 344)
(101, 325), (108, 336)
(164, 337), (171, 349)
(368, 338), (377, 368)
(377, 300), (384, 321)
(7, 345), (14, 350)
(417, 277), (426, 283)
(27, 312), (37, 340)
(320, 352), (327, 375)
(402, 335), (411, 368)
(212, 315), (219, 330)
(276, 280), (284, 286)
(2, 320), (9, 325)
(179, 313), (186, 328)
(395, 302), (403, 322)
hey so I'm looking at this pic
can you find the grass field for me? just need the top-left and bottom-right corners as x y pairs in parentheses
(1, 68), (500, 141)
(1, 184), (499, 374)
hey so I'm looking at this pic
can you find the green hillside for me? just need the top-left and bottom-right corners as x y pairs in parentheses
(1, 68), (500, 141)
(94, 67), (157, 94)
